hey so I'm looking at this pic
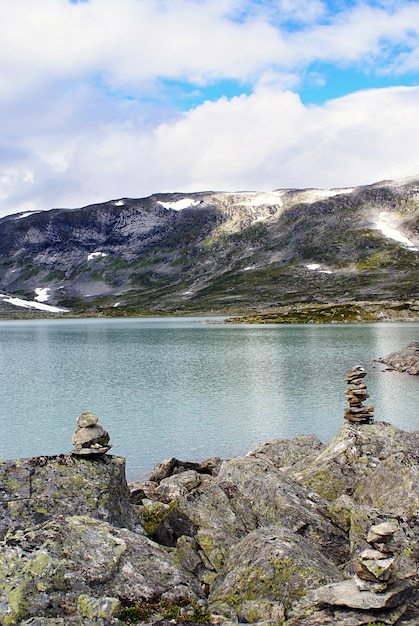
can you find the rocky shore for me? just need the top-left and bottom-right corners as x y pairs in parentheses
(377, 342), (419, 375)
(1, 391), (419, 624)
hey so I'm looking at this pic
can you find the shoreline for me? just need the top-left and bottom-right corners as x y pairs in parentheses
(0, 298), (418, 323)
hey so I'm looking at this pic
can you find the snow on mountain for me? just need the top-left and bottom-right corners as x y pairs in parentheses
(87, 252), (108, 261)
(158, 198), (200, 210)
(34, 287), (51, 302)
(374, 212), (418, 251)
(0, 293), (68, 313)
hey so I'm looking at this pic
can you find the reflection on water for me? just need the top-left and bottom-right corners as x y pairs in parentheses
(0, 318), (417, 479)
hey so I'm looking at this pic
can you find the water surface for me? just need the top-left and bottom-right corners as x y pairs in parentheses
(0, 317), (417, 479)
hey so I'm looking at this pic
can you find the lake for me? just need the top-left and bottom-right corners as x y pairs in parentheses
(0, 317), (417, 480)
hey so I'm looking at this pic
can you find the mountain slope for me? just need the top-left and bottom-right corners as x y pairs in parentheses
(0, 177), (418, 315)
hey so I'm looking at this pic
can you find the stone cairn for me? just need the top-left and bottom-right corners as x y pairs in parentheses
(354, 522), (398, 592)
(71, 411), (111, 455)
(344, 365), (374, 424)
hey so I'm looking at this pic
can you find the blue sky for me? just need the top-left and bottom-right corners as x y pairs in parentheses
(0, 0), (419, 216)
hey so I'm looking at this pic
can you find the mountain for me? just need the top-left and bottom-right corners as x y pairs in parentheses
(0, 176), (418, 317)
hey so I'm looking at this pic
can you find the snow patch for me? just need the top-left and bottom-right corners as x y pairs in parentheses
(158, 198), (200, 211)
(34, 287), (50, 302)
(305, 263), (333, 274)
(374, 212), (418, 251)
(88, 251), (108, 261)
(15, 211), (39, 220)
(113, 200), (125, 206)
(229, 191), (285, 208)
(296, 188), (354, 203)
(0, 294), (68, 313)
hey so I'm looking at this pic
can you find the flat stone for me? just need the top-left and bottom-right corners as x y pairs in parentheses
(344, 414), (374, 423)
(347, 378), (367, 385)
(373, 540), (400, 553)
(367, 522), (398, 543)
(353, 575), (388, 592)
(359, 548), (390, 560)
(354, 556), (394, 581)
(70, 446), (112, 456)
(312, 579), (412, 610)
(345, 405), (374, 414)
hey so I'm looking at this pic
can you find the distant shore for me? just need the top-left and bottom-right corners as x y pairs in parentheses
(223, 300), (419, 324)
(0, 298), (419, 323)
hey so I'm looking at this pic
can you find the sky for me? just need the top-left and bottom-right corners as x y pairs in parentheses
(1, 0), (419, 217)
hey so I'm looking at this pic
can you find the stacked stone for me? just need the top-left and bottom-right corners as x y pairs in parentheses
(344, 365), (374, 423)
(354, 522), (398, 592)
(71, 411), (111, 455)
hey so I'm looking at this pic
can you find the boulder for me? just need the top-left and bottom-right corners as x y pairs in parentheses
(0, 455), (133, 539)
(248, 433), (325, 468)
(216, 455), (348, 565)
(302, 578), (412, 610)
(153, 454), (348, 568)
(208, 526), (344, 619)
(288, 421), (419, 503)
(149, 456), (223, 483)
(0, 514), (204, 625)
(152, 477), (257, 551)
(128, 479), (170, 504)
(156, 470), (202, 500)
(354, 453), (419, 516)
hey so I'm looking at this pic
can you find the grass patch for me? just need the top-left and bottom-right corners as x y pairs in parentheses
(118, 599), (211, 624)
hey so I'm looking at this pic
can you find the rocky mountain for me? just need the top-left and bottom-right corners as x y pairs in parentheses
(0, 175), (418, 316)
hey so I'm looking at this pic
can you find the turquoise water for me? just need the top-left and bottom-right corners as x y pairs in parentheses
(0, 317), (417, 479)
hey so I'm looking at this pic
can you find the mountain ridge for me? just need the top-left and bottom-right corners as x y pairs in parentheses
(0, 175), (418, 317)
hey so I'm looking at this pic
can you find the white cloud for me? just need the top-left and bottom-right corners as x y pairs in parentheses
(5, 82), (417, 215)
(141, 84), (419, 191)
(1, 0), (418, 94)
(0, 0), (419, 215)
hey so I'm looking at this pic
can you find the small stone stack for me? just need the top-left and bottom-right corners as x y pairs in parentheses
(354, 522), (398, 592)
(71, 411), (111, 455)
(344, 365), (374, 423)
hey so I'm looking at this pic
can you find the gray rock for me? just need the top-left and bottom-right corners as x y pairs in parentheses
(377, 341), (419, 375)
(156, 470), (201, 500)
(285, 603), (409, 625)
(248, 433), (324, 469)
(208, 526), (344, 618)
(152, 478), (256, 550)
(77, 594), (121, 620)
(149, 456), (223, 483)
(354, 453), (419, 515)
(6, 417), (419, 625)
(368, 521), (399, 542)
(72, 423), (110, 449)
(76, 411), (99, 428)
(0, 455), (133, 538)
(306, 578), (412, 610)
(217, 455), (349, 565)
(176, 535), (207, 577)
(288, 421), (419, 503)
(0, 514), (204, 624)
(128, 479), (171, 504)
